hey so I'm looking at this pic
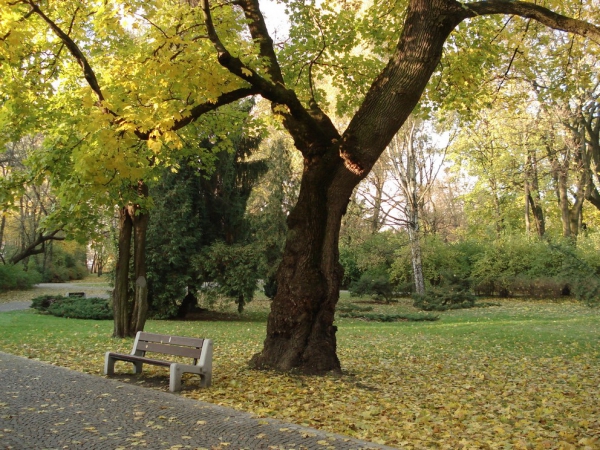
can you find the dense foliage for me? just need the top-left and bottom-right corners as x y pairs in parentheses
(145, 106), (267, 317)
(31, 295), (112, 320)
(0, 264), (41, 292)
(29, 242), (88, 283)
(340, 232), (600, 308)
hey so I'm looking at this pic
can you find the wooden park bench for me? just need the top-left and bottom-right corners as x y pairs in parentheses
(104, 331), (213, 392)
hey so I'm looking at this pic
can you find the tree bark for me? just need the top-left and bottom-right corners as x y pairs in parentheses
(250, 152), (356, 373)
(113, 181), (150, 338)
(128, 184), (149, 334)
(247, 0), (463, 374)
(406, 129), (425, 295)
(9, 230), (64, 265)
(524, 153), (545, 237)
(113, 207), (133, 338)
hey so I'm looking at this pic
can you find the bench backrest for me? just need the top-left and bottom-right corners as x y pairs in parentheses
(132, 332), (205, 362)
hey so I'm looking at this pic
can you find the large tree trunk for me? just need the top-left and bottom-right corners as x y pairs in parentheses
(225, 0), (598, 374)
(249, 0), (461, 374)
(250, 154), (357, 374)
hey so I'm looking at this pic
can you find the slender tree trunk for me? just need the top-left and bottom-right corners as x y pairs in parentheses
(113, 207), (133, 338)
(406, 125), (425, 295)
(129, 200), (149, 334)
(524, 153), (545, 237)
(113, 181), (150, 338)
(524, 185), (531, 235)
(0, 213), (5, 262)
(557, 171), (572, 237)
(371, 177), (383, 233)
(408, 223), (425, 295)
(97, 254), (103, 277)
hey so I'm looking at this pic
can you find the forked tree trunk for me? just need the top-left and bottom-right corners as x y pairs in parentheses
(129, 205), (149, 334)
(113, 182), (150, 338)
(249, 0), (461, 374)
(113, 207), (133, 338)
(239, 0), (597, 373)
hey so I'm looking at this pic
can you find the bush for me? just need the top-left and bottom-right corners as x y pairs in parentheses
(412, 288), (477, 311)
(31, 294), (65, 311)
(0, 265), (41, 292)
(390, 236), (483, 293)
(553, 240), (600, 307)
(31, 295), (112, 320)
(349, 269), (398, 303)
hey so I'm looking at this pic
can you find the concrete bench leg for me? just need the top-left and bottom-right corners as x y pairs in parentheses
(104, 353), (115, 376)
(132, 361), (143, 374)
(170, 365), (183, 392)
(200, 372), (211, 388)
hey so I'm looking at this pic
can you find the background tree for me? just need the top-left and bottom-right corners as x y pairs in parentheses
(146, 102), (267, 317)
(246, 132), (302, 298)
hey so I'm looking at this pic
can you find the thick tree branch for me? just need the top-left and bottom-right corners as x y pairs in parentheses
(9, 229), (65, 265)
(342, 0), (463, 177)
(235, 0), (284, 85)
(461, 1), (600, 43)
(133, 87), (260, 139)
(201, 0), (340, 154)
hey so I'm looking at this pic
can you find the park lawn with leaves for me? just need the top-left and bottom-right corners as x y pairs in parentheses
(0, 295), (599, 449)
(0, 276), (112, 304)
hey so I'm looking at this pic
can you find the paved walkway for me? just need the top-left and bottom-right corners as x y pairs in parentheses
(0, 301), (31, 312)
(0, 353), (394, 450)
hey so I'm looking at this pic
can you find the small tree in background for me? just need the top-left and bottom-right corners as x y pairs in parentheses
(194, 241), (262, 312)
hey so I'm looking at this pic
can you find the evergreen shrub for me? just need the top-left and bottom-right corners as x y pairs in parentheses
(31, 295), (112, 320)
(412, 287), (477, 311)
(349, 269), (398, 303)
(31, 294), (64, 311)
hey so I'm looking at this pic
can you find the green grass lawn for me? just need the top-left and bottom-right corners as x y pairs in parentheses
(0, 289), (599, 449)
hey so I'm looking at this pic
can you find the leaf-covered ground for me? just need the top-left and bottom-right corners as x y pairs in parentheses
(0, 277), (111, 304)
(0, 285), (599, 449)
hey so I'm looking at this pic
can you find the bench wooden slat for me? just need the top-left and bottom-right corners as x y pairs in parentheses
(137, 341), (202, 359)
(137, 332), (205, 348)
(107, 353), (172, 367)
